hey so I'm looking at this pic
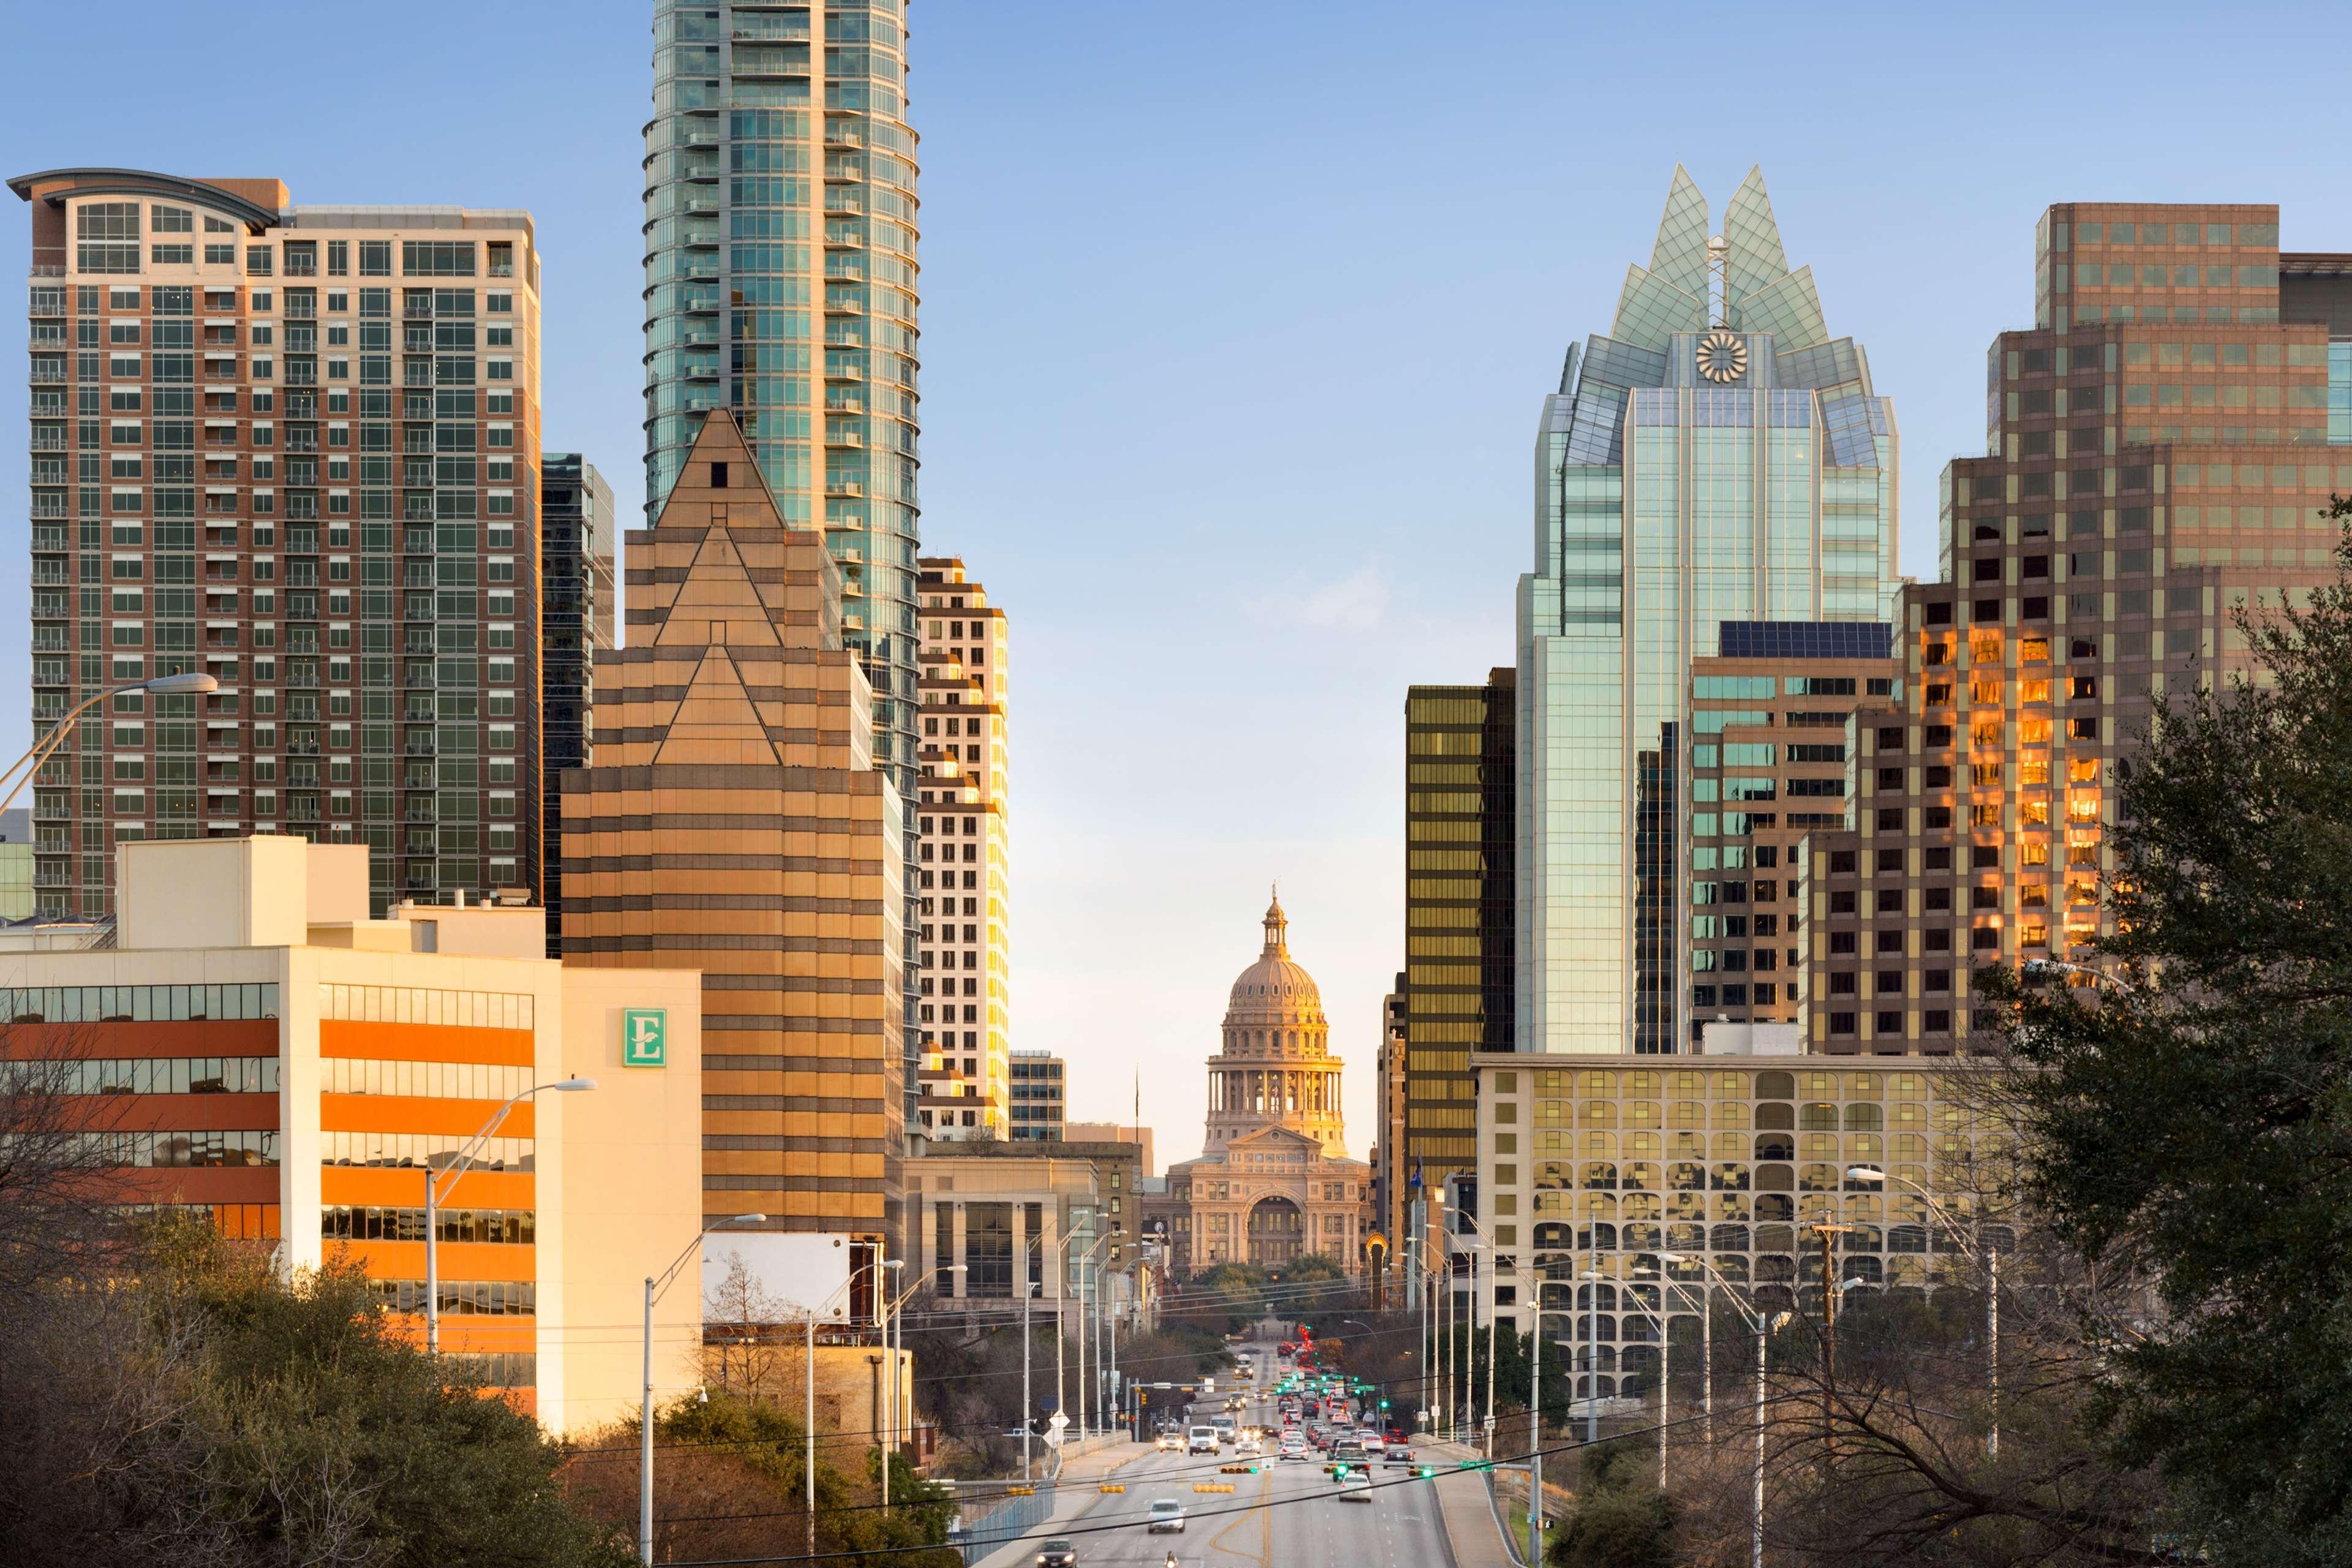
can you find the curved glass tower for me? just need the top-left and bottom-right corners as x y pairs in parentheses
(643, 0), (920, 780)
(1515, 166), (1901, 1054)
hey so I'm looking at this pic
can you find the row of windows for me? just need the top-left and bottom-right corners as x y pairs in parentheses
(364, 1278), (535, 1316)
(322, 1058), (535, 1101)
(1496, 1068), (1938, 1099)
(317, 984), (535, 1031)
(80, 1129), (277, 1167)
(323, 1205), (535, 1245)
(319, 1132), (530, 1170)
(0, 982), (280, 1023)
(50, 1054), (277, 1095)
(109, 1201), (281, 1240)
(441, 1351), (537, 1387)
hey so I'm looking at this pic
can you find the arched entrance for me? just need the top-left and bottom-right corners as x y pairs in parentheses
(1247, 1196), (1303, 1267)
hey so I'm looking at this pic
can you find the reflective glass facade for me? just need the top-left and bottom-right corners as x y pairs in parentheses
(1517, 167), (1901, 1055)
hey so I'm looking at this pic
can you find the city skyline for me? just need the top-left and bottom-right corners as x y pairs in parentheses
(10, 1), (2352, 1169)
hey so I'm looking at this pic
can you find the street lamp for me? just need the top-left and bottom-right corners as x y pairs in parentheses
(1660, 1251), (1794, 1568)
(424, 1076), (596, 1354)
(878, 1262), (966, 1512)
(0, 672), (219, 818)
(639, 1213), (766, 1566)
(1847, 1164), (2001, 1457)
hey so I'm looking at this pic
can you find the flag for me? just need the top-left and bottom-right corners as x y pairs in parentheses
(1409, 1158), (1423, 1190)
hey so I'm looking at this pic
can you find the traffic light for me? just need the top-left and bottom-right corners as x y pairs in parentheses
(1415, 1465), (1436, 1480)
(1379, 1398), (1391, 1411)
(1333, 1464), (1352, 1479)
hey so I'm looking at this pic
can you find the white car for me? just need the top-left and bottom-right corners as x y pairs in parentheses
(1336, 1471), (1373, 1503)
(1236, 1438), (1262, 1457)
(1157, 1429), (1182, 1452)
(1187, 1426), (1219, 1455)
(1147, 1499), (1188, 1534)
(1359, 1433), (1385, 1455)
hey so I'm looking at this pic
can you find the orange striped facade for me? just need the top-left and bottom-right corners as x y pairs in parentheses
(561, 410), (904, 1245)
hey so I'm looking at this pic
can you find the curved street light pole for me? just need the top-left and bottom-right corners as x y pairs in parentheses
(0, 673), (219, 820)
(639, 1213), (766, 1566)
(425, 1076), (596, 1355)
(1660, 1251), (1792, 1568)
(1848, 1164), (2001, 1458)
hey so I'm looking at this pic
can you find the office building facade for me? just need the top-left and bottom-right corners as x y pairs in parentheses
(1400, 671), (1514, 1226)
(537, 454), (614, 957)
(2, 835), (704, 1433)
(1472, 1053), (2002, 1403)
(1005, 1047), (1063, 1141)
(1800, 201), (2350, 1053)
(13, 168), (547, 919)
(1517, 166), (1900, 1056)
(560, 409), (906, 1243)
(1683, 622), (1894, 1046)
(914, 557), (1009, 1134)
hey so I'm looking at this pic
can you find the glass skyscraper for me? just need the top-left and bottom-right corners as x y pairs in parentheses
(1515, 166), (1901, 1055)
(644, 0), (923, 1115)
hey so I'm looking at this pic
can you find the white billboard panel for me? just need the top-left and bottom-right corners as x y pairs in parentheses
(701, 1232), (857, 1323)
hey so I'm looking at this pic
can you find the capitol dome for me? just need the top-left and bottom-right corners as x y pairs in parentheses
(1223, 894), (1327, 1042)
(1204, 894), (1346, 1156)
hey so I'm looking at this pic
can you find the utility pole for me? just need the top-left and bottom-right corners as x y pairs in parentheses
(1022, 1289), (1033, 1480)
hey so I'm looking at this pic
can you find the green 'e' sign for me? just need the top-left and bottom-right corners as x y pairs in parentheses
(624, 1008), (667, 1067)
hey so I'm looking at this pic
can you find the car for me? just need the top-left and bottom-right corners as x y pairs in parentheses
(1359, 1433), (1386, 1455)
(1036, 1540), (1078, 1567)
(1147, 1500), (1188, 1534)
(1237, 1438), (1262, 1457)
(1279, 1438), (1308, 1462)
(1335, 1471), (1373, 1503)
(1157, 1429), (1182, 1452)
(1188, 1425), (1219, 1455)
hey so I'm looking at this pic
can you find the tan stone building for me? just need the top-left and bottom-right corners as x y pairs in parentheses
(914, 558), (1011, 1136)
(1145, 897), (1371, 1276)
(560, 409), (905, 1247)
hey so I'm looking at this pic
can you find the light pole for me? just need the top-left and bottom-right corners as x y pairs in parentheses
(1454, 1210), (1507, 1455)
(798, 1260), (888, 1562)
(1848, 1164), (2001, 1458)
(0, 672), (218, 818)
(424, 1076), (596, 1354)
(1660, 1251), (1792, 1568)
(878, 1262), (967, 1512)
(1614, 1273), (1675, 1486)
(639, 1213), (766, 1566)
(1577, 1268), (1606, 1447)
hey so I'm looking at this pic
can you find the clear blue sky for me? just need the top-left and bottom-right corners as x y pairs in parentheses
(6, 1), (2346, 1168)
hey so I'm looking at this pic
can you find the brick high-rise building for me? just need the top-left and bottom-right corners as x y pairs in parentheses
(1801, 201), (2351, 1054)
(913, 557), (1009, 1136)
(560, 409), (905, 1243)
(13, 168), (545, 918)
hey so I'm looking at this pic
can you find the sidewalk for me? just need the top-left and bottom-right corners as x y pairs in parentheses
(967, 1438), (1155, 1568)
(1414, 1436), (1536, 1568)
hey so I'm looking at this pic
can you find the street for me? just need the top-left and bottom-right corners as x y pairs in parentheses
(1032, 1335), (1455, 1568)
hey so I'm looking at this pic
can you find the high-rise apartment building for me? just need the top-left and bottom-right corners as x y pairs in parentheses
(560, 410), (905, 1243)
(13, 168), (546, 919)
(643, 0), (924, 1142)
(1684, 622), (1894, 1046)
(1400, 671), (1514, 1225)
(1800, 201), (2348, 1054)
(538, 454), (614, 957)
(1517, 167), (1901, 1055)
(914, 556), (1008, 1135)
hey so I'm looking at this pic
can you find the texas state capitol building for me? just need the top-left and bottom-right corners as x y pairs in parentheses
(1145, 897), (1372, 1276)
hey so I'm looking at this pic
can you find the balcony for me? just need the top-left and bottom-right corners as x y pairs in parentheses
(31, 496), (67, 520)
(404, 299), (434, 320)
(29, 363), (66, 384)
(30, 428), (66, 452)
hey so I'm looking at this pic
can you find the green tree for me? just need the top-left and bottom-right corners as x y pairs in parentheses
(1548, 1438), (1676, 1568)
(1981, 514), (2352, 1568)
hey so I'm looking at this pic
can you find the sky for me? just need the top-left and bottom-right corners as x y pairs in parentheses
(6, 0), (2350, 1173)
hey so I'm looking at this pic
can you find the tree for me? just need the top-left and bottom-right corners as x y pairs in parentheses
(1977, 514), (2352, 1567)
(701, 1250), (794, 1399)
(1549, 1438), (1677, 1568)
(0, 1215), (633, 1568)
(0, 1027), (133, 1302)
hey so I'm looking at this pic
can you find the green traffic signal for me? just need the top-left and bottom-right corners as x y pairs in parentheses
(1416, 1465), (1436, 1479)
(1379, 1398), (1391, 1410)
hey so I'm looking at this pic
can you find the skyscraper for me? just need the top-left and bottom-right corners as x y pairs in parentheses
(1400, 671), (1513, 1221)
(1802, 200), (2349, 1054)
(914, 557), (1009, 1137)
(643, 0), (922, 1122)
(13, 168), (546, 918)
(538, 454), (613, 958)
(1517, 166), (1901, 1055)
(561, 409), (905, 1245)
